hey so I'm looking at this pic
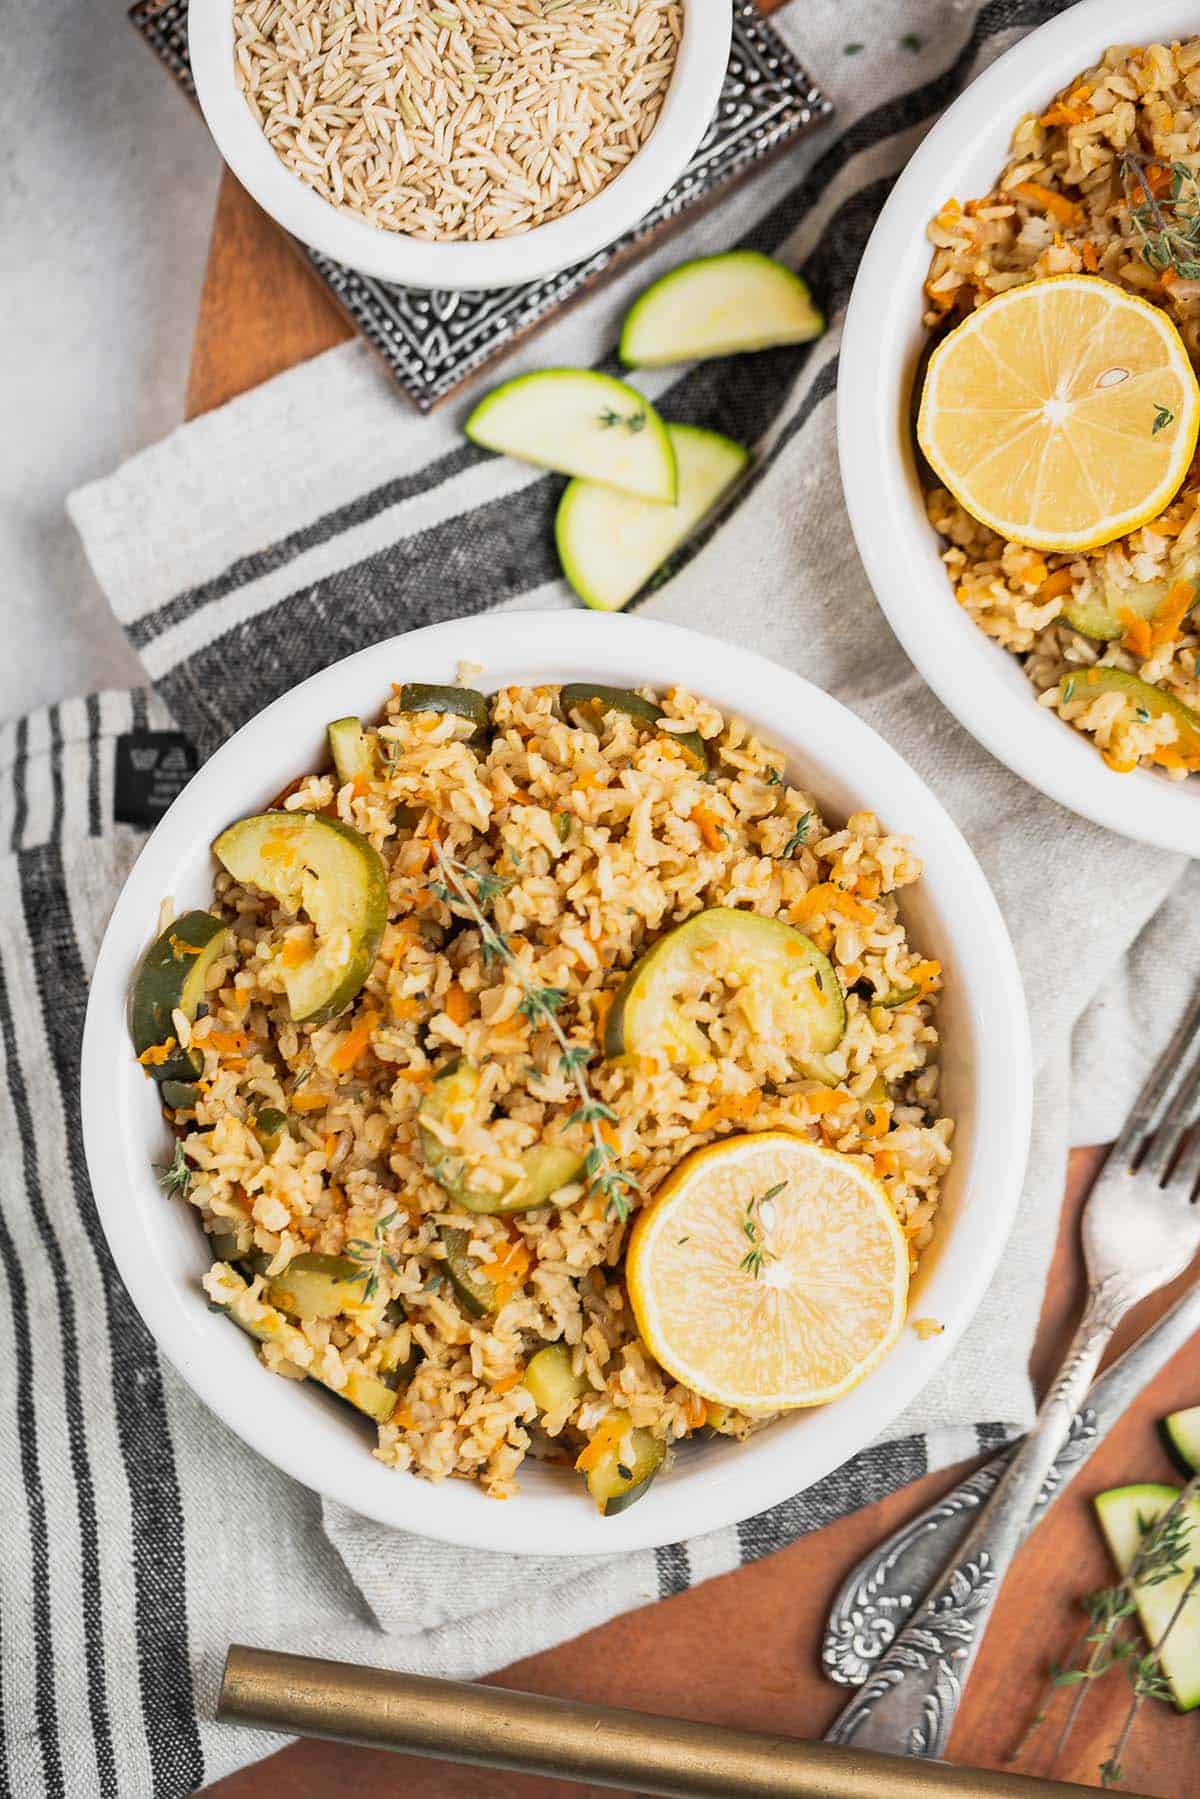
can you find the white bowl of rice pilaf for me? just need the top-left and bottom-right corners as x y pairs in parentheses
(839, 0), (1200, 854)
(188, 0), (730, 290)
(81, 613), (1030, 1556)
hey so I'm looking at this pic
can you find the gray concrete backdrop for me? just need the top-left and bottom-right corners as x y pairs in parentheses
(1, 3), (219, 724)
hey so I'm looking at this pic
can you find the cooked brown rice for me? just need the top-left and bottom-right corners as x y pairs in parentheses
(922, 39), (1200, 777)
(233, 0), (683, 242)
(160, 680), (949, 1501)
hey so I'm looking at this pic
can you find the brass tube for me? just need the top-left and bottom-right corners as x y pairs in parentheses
(219, 1645), (1136, 1798)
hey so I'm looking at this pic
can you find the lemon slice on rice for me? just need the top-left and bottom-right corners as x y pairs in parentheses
(626, 1132), (908, 1413)
(917, 274), (1200, 552)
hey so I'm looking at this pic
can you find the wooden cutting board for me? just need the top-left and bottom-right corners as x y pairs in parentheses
(183, 8), (1200, 1792)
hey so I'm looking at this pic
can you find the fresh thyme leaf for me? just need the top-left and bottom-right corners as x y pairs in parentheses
(154, 1139), (192, 1198)
(597, 406), (647, 434)
(1062, 676), (1076, 704)
(1121, 153), (1200, 283)
(558, 1046), (590, 1075)
(900, 32), (922, 50)
(765, 765), (782, 785)
(1152, 404), (1175, 436)
(781, 812), (812, 857)
(843, 41), (863, 54)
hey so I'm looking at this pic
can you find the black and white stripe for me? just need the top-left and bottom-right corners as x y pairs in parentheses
(16, 6), (1070, 1787)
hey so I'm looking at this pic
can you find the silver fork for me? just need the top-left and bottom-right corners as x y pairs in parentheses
(825, 983), (1200, 1759)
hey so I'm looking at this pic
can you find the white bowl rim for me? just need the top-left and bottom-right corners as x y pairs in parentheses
(81, 610), (1032, 1555)
(187, 0), (731, 292)
(838, 0), (1200, 857)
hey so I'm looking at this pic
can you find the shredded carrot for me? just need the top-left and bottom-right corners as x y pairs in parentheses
(575, 1416), (625, 1474)
(330, 1011), (380, 1074)
(791, 882), (836, 923)
(686, 1393), (708, 1429)
(391, 1403), (415, 1429)
(1153, 744), (1188, 770)
(322, 1134), (337, 1157)
(910, 959), (943, 998)
(832, 890), (875, 925)
(571, 769), (603, 794)
(444, 983), (471, 1026)
(853, 873), (881, 903)
(280, 938), (311, 969)
(1118, 607), (1153, 660)
(137, 1038), (177, 1067)
(1039, 100), (1094, 127)
(389, 995), (421, 1022)
(1037, 566), (1075, 603)
(592, 990), (614, 1041)
(860, 1101), (891, 1140)
(395, 1067), (433, 1086)
(350, 772), (369, 800)
(1011, 181), (1081, 227)
(1144, 512), (1185, 536)
(690, 804), (727, 852)
(805, 1089), (853, 1117)
(166, 934), (203, 959)
(205, 1028), (251, 1056)
(1150, 580), (1196, 649)
(291, 1087), (328, 1111)
(697, 1090), (762, 1131)
(873, 1149), (900, 1179)
(1102, 749), (1138, 774)
(1080, 240), (1100, 272)
(490, 1370), (525, 1397)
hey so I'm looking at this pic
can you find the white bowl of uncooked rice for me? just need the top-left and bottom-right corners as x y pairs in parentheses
(81, 613), (1031, 1556)
(188, 0), (730, 290)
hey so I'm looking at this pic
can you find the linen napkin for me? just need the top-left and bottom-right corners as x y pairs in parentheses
(3, 1), (1197, 1793)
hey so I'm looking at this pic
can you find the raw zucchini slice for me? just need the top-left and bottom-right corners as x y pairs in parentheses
(212, 811), (388, 1025)
(418, 1058), (585, 1215)
(438, 1226), (496, 1319)
(556, 423), (749, 612)
(1162, 1406), (1200, 1474)
(559, 682), (709, 774)
(581, 1414), (666, 1516)
(327, 717), (370, 786)
(523, 1341), (589, 1415)
(605, 907), (845, 1079)
(464, 369), (677, 503)
(266, 1252), (368, 1322)
(1062, 574), (1197, 642)
(1059, 668), (1200, 761)
(131, 909), (229, 1084)
(398, 682), (490, 745)
(1094, 1482), (1200, 1711)
(619, 251), (824, 368)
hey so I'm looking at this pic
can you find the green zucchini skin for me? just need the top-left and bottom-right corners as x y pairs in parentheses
(438, 1226), (496, 1318)
(160, 1080), (201, 1110)
(327, 716), (370, 785)
(399, 684), (490, 745)
(266, 1252), (367, 1321)
(559, 684), (709, 774)
(131, 909), (228, 1083)
(1161, 1405), (1200, 1476)
(523, 1341), (588, 1414)
(1059, 668), (1200, 761)
(419, 1058), (585, 1215)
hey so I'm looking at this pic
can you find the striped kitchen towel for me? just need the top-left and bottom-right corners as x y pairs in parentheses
(1, 1), (1193, 1793)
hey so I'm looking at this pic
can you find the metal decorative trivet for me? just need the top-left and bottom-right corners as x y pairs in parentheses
(130, 0), (832, 411)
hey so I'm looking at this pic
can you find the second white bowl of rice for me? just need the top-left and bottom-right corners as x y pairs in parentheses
(188, 0), (731, 290)
(81, 612), (1030, 1555)
(839, 0), (1200, 855)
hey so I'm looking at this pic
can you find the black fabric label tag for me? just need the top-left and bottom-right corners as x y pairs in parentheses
(114, 732), (199, 827)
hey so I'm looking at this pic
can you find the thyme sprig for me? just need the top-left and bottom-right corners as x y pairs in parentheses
(431, 843), (639, 1222)
(597, 406), (646, 434)
(1018, 1475), (1200, 1779)
(781, 812), (812, 859)
(344, 1208), (402, 1301)
(739, 1180), (785, 1278)
(1120, 152), (1200, 280)
(155, 1139), (193, 1198)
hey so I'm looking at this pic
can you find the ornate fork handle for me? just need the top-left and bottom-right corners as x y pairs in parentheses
(825, 1278), (1133, 1757)
(823, 1277), (1200, 1687)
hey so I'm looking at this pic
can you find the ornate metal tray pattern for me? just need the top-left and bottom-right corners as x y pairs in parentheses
(130, 0), (832, 410)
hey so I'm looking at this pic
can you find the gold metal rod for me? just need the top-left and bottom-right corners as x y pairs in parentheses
(219, 1645), (1136, 1798)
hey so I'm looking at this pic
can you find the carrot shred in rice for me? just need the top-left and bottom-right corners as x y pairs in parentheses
(690, 804), (727, 851)
(1010, 180), (1081, 226)
(575, 1416), (625, 1474)
(1150, 580), (1195, 649)
(444, 982), (471, 1025)
(330, 1010), (380, 1073)
(1037, 566), (1074, 603)
(1118, 608), (1153, 660)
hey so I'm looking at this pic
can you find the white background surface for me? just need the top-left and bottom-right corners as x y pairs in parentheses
(0, 2), (219, 726)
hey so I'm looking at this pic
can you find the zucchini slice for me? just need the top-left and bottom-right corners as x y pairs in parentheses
(398, 683), (489, 745)
(252, 1106), (288, 1154)
(523, 1341), (589, 1415)
(620, 250), (824, 368)
(327, 716), (370, 786)
(418, 1059), (585, 1215)
(581, 1414), (666, 1516)
(559, 683), (709, 774)
(131, 909), (229, 1084)
(464, 369), (677, 503)
(1162, 1406), (1200, 1475)
(556, 423), (749, 613)
(160, 1080), (201, 1110)
(605, 907), (845, 1079)
(1095, 1482), (1200, 1711)
(266, 1252), (368, 1321)
(212, 811), (388, 1025)
(438, 1226), (496, 1318)
(1059, 668), (1200, 761)
(212, 1267), (397, 1426)
(1061, 575), (1196, 643)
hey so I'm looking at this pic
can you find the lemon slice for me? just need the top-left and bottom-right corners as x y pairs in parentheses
(625, 1132), (908, 1413)
(917, 275), (1200, 552)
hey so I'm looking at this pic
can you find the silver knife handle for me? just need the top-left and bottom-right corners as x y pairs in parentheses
(825, 1283), (1123, 1757)
(822, 1279), (1200, 1688)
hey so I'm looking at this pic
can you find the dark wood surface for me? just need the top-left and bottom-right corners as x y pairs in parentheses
(185, 6), (1198, 1787)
